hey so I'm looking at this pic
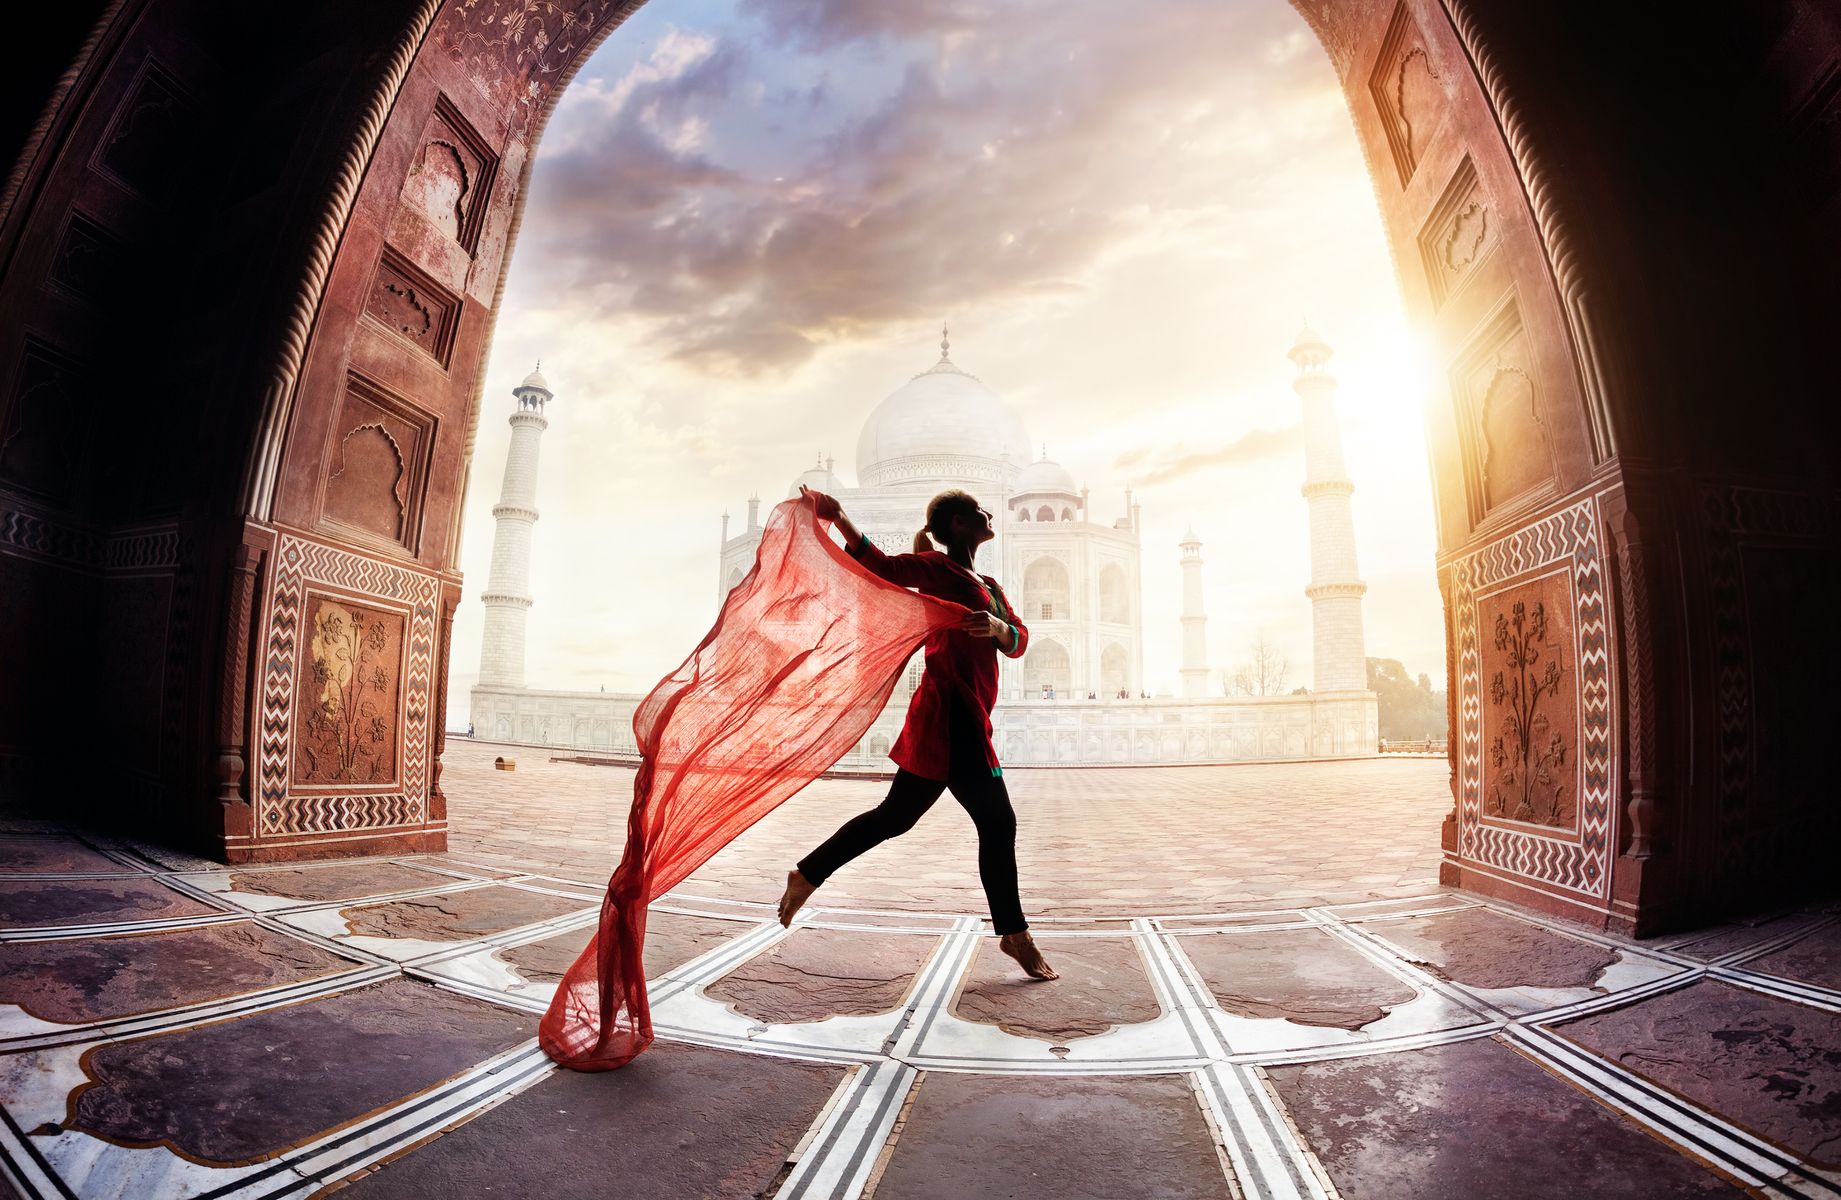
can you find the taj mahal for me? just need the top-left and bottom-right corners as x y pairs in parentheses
(470, 328), (1378, 767)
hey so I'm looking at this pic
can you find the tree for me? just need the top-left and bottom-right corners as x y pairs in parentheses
(1366, 656), (1448, 741)
(1231, 633), (1289, 696)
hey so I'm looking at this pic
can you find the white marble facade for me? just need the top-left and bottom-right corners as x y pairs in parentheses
(470, 332), (1379, 768)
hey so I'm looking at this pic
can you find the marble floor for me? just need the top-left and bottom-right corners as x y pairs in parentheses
(0, 741), (1836, 1198)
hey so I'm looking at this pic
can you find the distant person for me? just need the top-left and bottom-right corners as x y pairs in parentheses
(778, 486), (1058, 980)
(466, 722), (474, 738)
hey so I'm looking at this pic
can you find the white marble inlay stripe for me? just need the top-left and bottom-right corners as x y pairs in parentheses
(1503, 1025), (1839, 1199)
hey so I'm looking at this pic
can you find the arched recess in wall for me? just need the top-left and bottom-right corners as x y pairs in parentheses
(1022, 556), (1070, 621)
(1023, 639), (1071, 697)
(1100, 643), (1128, 695)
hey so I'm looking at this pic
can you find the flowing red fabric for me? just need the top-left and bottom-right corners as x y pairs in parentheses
(538, 496), (964, 1070)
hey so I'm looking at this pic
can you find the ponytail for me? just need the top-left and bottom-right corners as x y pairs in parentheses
(912, 527), (934, 554)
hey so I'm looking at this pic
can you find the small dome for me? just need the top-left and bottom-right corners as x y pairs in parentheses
(519, 362), (551, 392)
(788, 454), (841, 499)
(1012, 453), (1078, 498)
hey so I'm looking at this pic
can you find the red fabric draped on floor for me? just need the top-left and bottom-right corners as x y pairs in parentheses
(539, 496), (965, 1070)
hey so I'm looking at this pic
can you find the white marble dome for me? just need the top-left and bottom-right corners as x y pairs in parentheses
(856, 351), (1031, 487)
(1013, 454), (1078, 498)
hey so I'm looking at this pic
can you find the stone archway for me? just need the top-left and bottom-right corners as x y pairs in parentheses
(0, 1), (1834, 936)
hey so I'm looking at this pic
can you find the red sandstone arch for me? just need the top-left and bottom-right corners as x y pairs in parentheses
(0, 1), (1835, 934)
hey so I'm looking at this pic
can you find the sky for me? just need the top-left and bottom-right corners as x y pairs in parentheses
(445, 0), (1447, 721)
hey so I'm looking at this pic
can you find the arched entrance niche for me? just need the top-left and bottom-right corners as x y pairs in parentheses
(1022, 556), (1071, 622)
(1024, 640), (1072, 699)
(0, 2), (1835, 934)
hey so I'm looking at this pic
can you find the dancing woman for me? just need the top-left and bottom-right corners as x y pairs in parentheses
(778, 485), (1058, 980)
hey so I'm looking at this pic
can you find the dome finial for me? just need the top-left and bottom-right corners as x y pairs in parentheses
(940, 322), (951, 362)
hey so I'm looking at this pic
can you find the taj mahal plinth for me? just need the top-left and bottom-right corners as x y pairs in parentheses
(471, 331), (1378, 766)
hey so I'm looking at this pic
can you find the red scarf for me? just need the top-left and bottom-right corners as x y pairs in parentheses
(538, 496), (964, 1070)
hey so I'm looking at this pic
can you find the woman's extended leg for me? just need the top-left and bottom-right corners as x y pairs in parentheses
(778, 769), (946, 926)
(945, 773), (1025, 933)
(947, 773), (1057, 980)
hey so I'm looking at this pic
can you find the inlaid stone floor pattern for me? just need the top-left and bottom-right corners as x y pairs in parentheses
(0, 753), (1838, 1198)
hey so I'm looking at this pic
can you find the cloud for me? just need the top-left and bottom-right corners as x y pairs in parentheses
(738, 0), (991, 49)
(1120, 423), (1303, 486)
(509, 0), (1342, 377)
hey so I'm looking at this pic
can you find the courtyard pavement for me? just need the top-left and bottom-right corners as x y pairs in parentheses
(0, 737), (1834, 1198)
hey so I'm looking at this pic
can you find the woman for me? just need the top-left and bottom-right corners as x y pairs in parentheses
(779, 485), (1058, 980)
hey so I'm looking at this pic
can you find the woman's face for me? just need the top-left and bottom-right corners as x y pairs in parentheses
(952, 503), (995, 547)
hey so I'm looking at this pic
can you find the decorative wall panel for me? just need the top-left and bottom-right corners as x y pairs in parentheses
(1478, 574), (1576, 828)
(399, 95), (498, 252)
(292, 593), (404, 786)
(255, 534), (437, 838)
(1368, 4), (1444, 186)
(47, 210), (128, 308)
(365, 245), (461, 366)
(1451, 496), (1612, 909)
(433, 1), (633, 131)
(319, 372), (433, 553)
(0, 341), (90, 503)
(91, 57), (191, 206)
(1417, 158), (1495, 305)
(1452, 303), (1553, 523)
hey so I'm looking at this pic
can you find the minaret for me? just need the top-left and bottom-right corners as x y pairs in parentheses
(1291, 325), (1368, 692)
(1179, 527), (1209, 697)
(477, 363), (553, 690)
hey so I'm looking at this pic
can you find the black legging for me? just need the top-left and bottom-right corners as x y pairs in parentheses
(796, 765), (1027, 935)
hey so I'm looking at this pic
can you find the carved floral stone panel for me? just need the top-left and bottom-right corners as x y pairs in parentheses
(256, 536), (437, 839)
(433, 0), (633, 131)
(292, 593), (403, 787)
(1479, 574), (1577, 829)
(1451, 498), (1612, 906)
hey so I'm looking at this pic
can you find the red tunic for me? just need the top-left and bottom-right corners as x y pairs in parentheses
(847, 533), (1029, 782)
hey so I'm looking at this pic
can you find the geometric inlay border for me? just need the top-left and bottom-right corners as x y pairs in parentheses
(1451, 495), (1614, 904)
(255, 533), (438, 837)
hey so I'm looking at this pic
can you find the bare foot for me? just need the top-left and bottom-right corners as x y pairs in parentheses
(777, 868), (817, 927)
(999, 931), (1059, 980)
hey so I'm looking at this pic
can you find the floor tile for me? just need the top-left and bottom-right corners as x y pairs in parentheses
(63, 978), (535, 1164)
(706, 928), (938, 1024)
(1266, 1037), (1744, 1197)
(1557, 979), (1841, 1167)
(0, 877), (217, 929)
(332, 1040), (846, 1198)
(952, 936), (1159, 1041)
(1174, 927), (1417, 1029)
(1372, 908), (1617, 990)
(0, 923), (353, 1023)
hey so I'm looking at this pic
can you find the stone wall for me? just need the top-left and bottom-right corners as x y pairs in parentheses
(470, 686), (1378, 769)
